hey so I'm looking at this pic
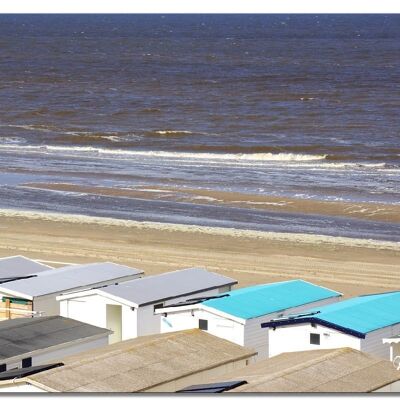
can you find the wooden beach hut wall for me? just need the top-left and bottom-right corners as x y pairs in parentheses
(57, 268), (237, 344)
(0, 262), (143, 320)
(262, 291), (400, 360)
(156, 279), (342, 360)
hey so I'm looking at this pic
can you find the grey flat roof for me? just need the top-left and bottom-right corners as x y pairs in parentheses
(99, 268), (237, 306)
(0, 256), (52, 279)
(0, 262), (143, 298)
(0, 316), (110, 363)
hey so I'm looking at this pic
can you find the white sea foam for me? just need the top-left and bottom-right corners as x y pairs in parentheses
(0, 143), (327, 162)
(3, 124), (53, 132)
(0, 136), (27, 144)
(154, 130), (193, 135)
(0, 143), (396, 172)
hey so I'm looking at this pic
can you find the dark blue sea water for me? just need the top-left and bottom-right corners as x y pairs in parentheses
(0, 15), (399, 241)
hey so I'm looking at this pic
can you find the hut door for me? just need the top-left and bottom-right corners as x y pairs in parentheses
(106, 304), (122, 344)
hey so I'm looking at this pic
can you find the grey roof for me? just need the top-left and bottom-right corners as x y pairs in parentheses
(0, 262), (143, 298)
(0, 316), (110, 363)
(206, 348), (400, 393)
(0, 256), (52, 279)
(28, 329), (256, 392)
(98, 268), (237, 306)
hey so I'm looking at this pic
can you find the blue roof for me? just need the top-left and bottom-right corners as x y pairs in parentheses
(202, 280), (341, 319)
(306, 291), (400, 334)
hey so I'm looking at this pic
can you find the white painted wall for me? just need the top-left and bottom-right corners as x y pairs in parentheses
(268, 323), (361, 357)
(0, 273), (142, 318)
(361, 324), (400, 360)
(136, 286), (231, 338)
(269, 322), (400, 360)
(374, 380), (400, 392)
(59, 285), (232, 342)
(60, 293), (136, 342)
(160, 295), (341, 360)
(33, 294), (61, 316)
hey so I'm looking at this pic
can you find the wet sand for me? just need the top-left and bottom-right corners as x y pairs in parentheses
(22, 182), (400, 224)
(0, 209), (399, 299)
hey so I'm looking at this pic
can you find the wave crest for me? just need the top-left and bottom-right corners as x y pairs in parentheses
(0, 143), (327, 162)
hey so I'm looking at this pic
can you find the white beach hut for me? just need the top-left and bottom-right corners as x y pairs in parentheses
(57, 267), (237, 343)
(156, 279), (342, 359)
(262, 291), (400, 360)
(0, 262), (143, 320)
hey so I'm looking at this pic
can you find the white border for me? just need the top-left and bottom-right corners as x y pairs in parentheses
(0, 0), (399, 14)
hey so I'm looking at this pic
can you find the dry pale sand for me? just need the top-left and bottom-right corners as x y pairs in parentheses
(0, 209), (399, 299)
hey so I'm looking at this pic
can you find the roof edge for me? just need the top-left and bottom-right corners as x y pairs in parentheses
(261, 317), (366, 339)
(138, 282), (236, 307)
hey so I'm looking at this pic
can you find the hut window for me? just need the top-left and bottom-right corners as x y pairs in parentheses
(310, 333), (320, 345)
(199, 319), (208, 331)
(22, 357), (32, 368)
(153, 303), (164, 313)
(0, 364), (6, 373)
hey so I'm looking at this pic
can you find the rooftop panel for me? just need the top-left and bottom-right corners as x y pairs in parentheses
(99, 268), (237, 306)
(202, 280), (341, 319)
(263, 291), (400, 335)
(0, 256), (51, 279)
(308, 291), (400, 334)
(0, 262), (143, 297)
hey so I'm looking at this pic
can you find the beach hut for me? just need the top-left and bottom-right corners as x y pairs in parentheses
(156, 279), (342, 359)
(57, 268), (237, 343)
(3, 329), (256, 392)
(0, 262), (143, 320)
(0, 316), (111, 373)
(262, 291), (400, 360)
(0, 256), (54, 319)
(177, 348), (400, 393)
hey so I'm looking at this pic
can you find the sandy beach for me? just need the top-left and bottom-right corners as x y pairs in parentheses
(0, 209), (399, 299)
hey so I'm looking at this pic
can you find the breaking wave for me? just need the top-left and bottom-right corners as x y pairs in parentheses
(0, 143), (327, 162)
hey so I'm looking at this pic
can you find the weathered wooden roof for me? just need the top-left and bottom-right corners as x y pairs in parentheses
(206, 348), (400, 392)
(28, 329), (256, 392)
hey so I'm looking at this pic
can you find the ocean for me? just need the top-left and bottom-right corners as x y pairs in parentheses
(0, 14), (399, 241)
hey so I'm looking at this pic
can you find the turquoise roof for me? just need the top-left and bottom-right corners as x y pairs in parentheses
(202, 280), (341, 320)
(307, 291), (400, 334)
